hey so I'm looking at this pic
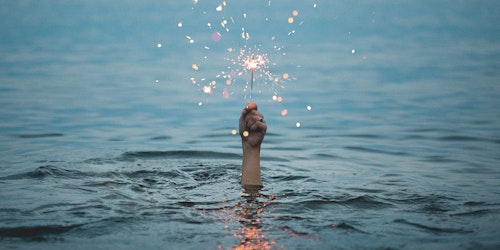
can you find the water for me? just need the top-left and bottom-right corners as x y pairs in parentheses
(1, 1), (500, 249)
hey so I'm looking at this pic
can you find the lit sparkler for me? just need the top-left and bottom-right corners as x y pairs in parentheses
(183, 1), (304, 104)
(242, 54), (266, 101)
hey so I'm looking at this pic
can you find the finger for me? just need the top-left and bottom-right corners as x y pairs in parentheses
(246, 102), (258, 111)
(250, 119), (267, 132)
(245, 110), (261, 126)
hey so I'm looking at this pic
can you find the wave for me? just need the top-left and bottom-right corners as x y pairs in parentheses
(343, 146), (410, 156)
(118, 150), (242, 161)
(393, 219), (473, 234)
(0, 224), (80, 241)
(14, 133), (64, 139)
(295, 195), (394, 210)
(117, 150), (288, 162)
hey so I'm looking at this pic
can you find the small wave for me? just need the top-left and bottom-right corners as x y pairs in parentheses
(394, 219), (473, 234)
(338, 134), (384, 139)
(117, 150), (288, 162)
(312, 153), (339, 159)
(15, 133), (64, 139)
(451, 209), (492, 216)
(0, 224), (80, 241)
(296, 195), (393, 210)
(340, 195), (394, 209)
(438, 135), (484, 142)
(269, 175), (310, 182)
(150, 135), (172, 140)
(0, 165), (79, 180)
(278, 226), (320, 240)
(118, 150), (242, 161)
(329, 222), (366, 233)
(345, 187), (385, 194)
(450, 201), (500, 216)
(344, 146), (409, 156)
(422, 155), (459, 163)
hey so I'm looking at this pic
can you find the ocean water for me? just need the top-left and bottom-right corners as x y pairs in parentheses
(1, 1), (500, 249)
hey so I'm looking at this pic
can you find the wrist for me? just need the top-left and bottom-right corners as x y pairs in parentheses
(241, 142), (262, 187)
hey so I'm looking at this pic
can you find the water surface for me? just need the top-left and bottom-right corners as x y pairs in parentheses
(1, 1), (500, 249)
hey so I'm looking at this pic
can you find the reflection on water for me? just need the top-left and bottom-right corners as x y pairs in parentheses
(232, 189), (276, 250)
(198, 186), (279, 250)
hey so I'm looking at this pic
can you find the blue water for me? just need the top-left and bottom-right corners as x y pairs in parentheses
(1, 1), (500, 249)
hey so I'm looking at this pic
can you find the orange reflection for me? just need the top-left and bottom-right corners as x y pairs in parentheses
(232, 188), (276, 250)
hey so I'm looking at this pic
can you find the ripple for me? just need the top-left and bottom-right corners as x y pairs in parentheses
(118, 150), (241, 161)
(344, 146), (410, 156)
(0, 224), (81, 241)
(330, 222), (366, 233)
(393, 219), (473, 234)
(14, 133), (64, 139)
(150, 135), (172, 140)
(438, 135), (484, 142)
(340, 195), (394, 209)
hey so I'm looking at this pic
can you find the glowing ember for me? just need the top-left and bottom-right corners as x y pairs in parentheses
(203, 85), (212, 94)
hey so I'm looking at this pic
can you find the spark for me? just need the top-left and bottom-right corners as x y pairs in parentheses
(242, 53), (267, 101)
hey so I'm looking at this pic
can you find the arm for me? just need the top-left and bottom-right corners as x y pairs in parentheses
(239, 102), (267, 191)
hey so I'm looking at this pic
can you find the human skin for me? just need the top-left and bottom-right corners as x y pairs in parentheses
(239, 102), (267, 191)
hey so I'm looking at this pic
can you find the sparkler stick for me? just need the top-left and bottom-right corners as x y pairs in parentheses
(246, 55), (258, 102)
(250, 55), (255, 102)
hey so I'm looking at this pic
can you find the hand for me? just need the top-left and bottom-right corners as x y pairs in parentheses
(239, 102), (267, 148)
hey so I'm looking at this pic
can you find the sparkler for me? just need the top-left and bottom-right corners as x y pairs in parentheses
(183, 2), (304, 104)
(243, 53), (265, 102)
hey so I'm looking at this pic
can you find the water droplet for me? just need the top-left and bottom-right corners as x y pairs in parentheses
(306, 105), (312, 111)
(177, 22), (183, 28)
(157, 43), (162, 48)
(296, 122), (301, 128)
